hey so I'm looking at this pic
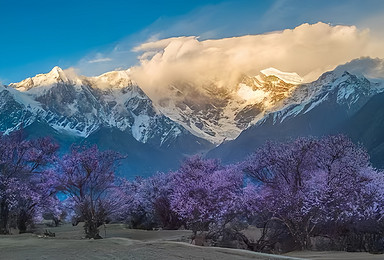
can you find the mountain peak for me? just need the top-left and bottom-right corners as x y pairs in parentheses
(51, 66), (63, 72)
(260, 67), (303, 85)
(49, 66), (64, 76)
(46, 66), (68, 82)
(332, 57), (384, 82)
(91, 70), (134, 89)
(10, 66), (82, 92)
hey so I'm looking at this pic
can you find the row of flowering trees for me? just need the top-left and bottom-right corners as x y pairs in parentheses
(0, 130), (383, 252)
(114, 135), (384, 251)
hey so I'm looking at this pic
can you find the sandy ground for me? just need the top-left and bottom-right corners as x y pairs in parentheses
(0, 224), (383, 260)
(285, 251), (384, 260)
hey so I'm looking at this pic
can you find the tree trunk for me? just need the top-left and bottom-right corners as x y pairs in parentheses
(283, 219), (312, 250)
(84, 220), (102, 239)
(293, 230), (312, 250)
(0, 199), (10, 234)
(17, 209), (30, 234)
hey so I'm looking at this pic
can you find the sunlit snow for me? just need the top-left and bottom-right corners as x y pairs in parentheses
(260, 67), (303, 85)
(237, 83), (267, 102)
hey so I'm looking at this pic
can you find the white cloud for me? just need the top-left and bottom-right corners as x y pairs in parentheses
(129, 22), (384, 103)
(88, 57), (112, 64)
(75, 36), (143, 77)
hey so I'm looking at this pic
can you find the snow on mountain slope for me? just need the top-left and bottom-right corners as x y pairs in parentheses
(262, 66), (384, 126)
(8, 67), (185, 145)
(260, 67), (303, 85)
(208, 58), (384, 164)
(6, 58), (384, 151)
(152, 68), (301, 144)
(3, 66), (334, 145)
(11, 66), (83, 93)
(90, 70), (133, 89)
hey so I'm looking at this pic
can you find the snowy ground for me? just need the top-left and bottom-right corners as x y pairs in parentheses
(0, 224), (383, 260)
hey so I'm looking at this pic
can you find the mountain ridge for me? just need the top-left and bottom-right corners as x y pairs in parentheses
(208, 60), (384, 167)
(2, 57), (384, 175)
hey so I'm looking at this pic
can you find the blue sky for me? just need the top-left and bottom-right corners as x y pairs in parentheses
(1, 0), (384, 84)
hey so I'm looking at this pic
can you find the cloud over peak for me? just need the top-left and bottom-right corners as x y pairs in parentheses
(129, 22), (383, 102)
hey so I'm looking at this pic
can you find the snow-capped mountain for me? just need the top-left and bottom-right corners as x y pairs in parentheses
(153, 68), (302, 144)
(2, 67), (214, 175)
(208, 58), (384, 167)
(2, 57), (384, 174)
(8, 66), (187, 146)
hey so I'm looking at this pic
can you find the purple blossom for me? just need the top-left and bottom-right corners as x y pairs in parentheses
(0, 130), (59, 234)
(243, 135), (384, 250)
(170, 156), (244, 234)
(57, 145), (122, 238)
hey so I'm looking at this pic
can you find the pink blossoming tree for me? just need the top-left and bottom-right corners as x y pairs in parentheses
(58, 145), (122, 239)
(243, 135), (384, 250)
(0, 130), (59, 234)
